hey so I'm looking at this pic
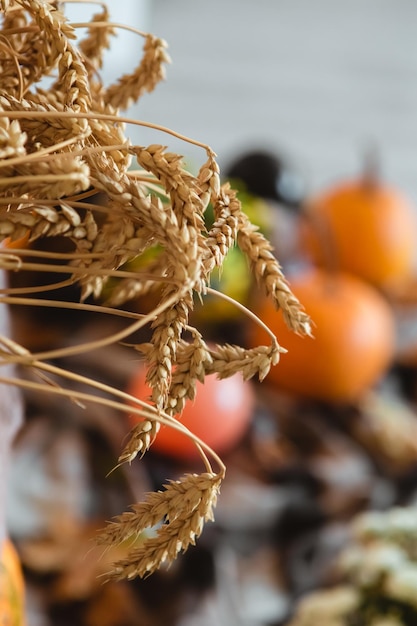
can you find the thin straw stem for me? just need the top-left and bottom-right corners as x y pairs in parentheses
(206, 286), (282, 348)
(0, 110), (217, 156)
(0, 371), (224, 473)
(21, 285), (189, 362)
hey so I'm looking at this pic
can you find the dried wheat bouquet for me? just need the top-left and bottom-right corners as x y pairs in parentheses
(0, 0), (311, 580)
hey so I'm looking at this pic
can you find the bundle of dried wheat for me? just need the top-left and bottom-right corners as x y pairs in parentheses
(0, 0), (311, 580)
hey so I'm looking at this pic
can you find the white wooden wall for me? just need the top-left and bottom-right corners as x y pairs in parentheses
(123, 0), (417, 203)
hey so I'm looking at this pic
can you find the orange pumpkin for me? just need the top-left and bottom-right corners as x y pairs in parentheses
(0, 538), (26, 625)
(301, 178), (417, 291)
(2, 231), (30, 250)
(249, 268), (396, 403)
(127, 369), (255, 461)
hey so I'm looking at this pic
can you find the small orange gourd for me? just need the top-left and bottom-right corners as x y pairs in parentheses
(0, 538), (26, 625)
(301, 176), (417, 291)
(249, 268), (396, 403)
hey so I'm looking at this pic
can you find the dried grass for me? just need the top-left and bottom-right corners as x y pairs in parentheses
(0, 0), (311, 580)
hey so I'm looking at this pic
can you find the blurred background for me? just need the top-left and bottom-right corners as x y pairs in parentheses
(8, 2), (417, 625)
(68, 0), (417, 197)
(119, 0), (417, 197)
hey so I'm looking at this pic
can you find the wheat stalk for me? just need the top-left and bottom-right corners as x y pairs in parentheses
(0, 0), (312, 579)
(98, 472), (223, 581)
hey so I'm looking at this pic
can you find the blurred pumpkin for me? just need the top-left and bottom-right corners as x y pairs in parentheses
(0, 538), (26, 625)
(2, 231), (30, 250)
(248, 268), (396, 403)
(301, 177), (417, 291)
(127, 368), (255, 461)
